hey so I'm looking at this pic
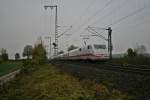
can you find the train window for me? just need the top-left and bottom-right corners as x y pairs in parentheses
(87, 45), (92, 49)
(94, 44), (106, 49)
(79, 48), (82, 51)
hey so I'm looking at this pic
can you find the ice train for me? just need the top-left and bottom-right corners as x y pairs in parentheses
(54, 44), (110, 61)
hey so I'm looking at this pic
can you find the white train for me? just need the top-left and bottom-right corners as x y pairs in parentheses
(54, 44), (110, 61)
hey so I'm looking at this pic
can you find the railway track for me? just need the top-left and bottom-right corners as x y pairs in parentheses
(95, 64), (150, 75)
(0, 69), (21, 86)
(52, 61), (150, 75)
(52, 61), (150, 99)
(82, 62), (150, 75)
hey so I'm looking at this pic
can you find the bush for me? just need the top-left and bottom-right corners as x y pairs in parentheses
(21, 60), (37, 74)
(0, 58), (2, 64)
(32, 43), (47, 65)
(123, 56), (150, 65)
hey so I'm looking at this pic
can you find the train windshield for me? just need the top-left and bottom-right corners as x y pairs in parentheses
(87, 45), (92, 49)
(94, 44), (106, 49)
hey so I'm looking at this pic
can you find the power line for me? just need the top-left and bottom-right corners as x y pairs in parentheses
(89, 0), (129, 26)
(107, 3), (150, 27)
(58, 26), (72, 38)
(82, 0), (113, 26)
(113, 10), (150, 30)
(71, 0), (113, 36)
(71, 0), (98, 28)
(87, 27), (108, 41)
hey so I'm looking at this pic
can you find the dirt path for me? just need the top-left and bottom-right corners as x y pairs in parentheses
(0, 69), (20, 86)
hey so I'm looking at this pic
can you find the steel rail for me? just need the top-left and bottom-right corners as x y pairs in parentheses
(52, 61), (150, 75)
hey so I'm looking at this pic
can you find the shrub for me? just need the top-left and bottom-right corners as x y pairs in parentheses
(0, 58), (2, 64)
(21, 60), (37, 74)
(32, 43), (47, 65)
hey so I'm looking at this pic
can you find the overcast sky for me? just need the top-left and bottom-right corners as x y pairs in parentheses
(0, 0), (150, 59)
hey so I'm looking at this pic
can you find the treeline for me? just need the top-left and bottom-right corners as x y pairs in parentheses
(112, 45), (150, 65)
(0, 48), (9, 63)
(22, 37), (47, 69)
(0, 37), (47, 65)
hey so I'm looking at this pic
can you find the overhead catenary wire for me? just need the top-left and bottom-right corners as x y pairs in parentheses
(42, 0), (150, 53)
(113, 9), (150, 31)
(66, 0), (98, 42)
(58, 26), (72, 38)
(87, 29), (107, 42)
(107, 2), (150, 27)
(89, 0), (129, 26)
(80, 0), (113, 26)
(87, 27), (108, 41)
(70, 0), (98, 29)
(71, 0), (113, 36)
(88, 0), (150, 34)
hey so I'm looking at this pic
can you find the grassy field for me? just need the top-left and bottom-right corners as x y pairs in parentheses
(0, 64), (130, 100)
(0, 61), (22, 76)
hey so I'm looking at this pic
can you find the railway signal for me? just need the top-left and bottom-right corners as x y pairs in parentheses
(87, 26), (112, 60)
(106, 27), (112, 60)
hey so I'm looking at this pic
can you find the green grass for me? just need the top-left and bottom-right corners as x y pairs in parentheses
(0, 62), (22, 76)
(111, 56), (150, 65)
(0, 64), (130, 100)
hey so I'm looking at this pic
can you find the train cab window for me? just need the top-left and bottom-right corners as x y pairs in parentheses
(94, 44), (106, 49)
(87, 45), (92, 49)
(79, 48), (82, 51)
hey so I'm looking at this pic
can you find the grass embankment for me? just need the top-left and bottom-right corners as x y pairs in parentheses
(111, 57), (150, 65)
(0, 64), (130, 100)
(0, 62), (22, 76)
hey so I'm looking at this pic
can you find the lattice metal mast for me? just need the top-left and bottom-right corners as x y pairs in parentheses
(44, 5), (58, 56)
